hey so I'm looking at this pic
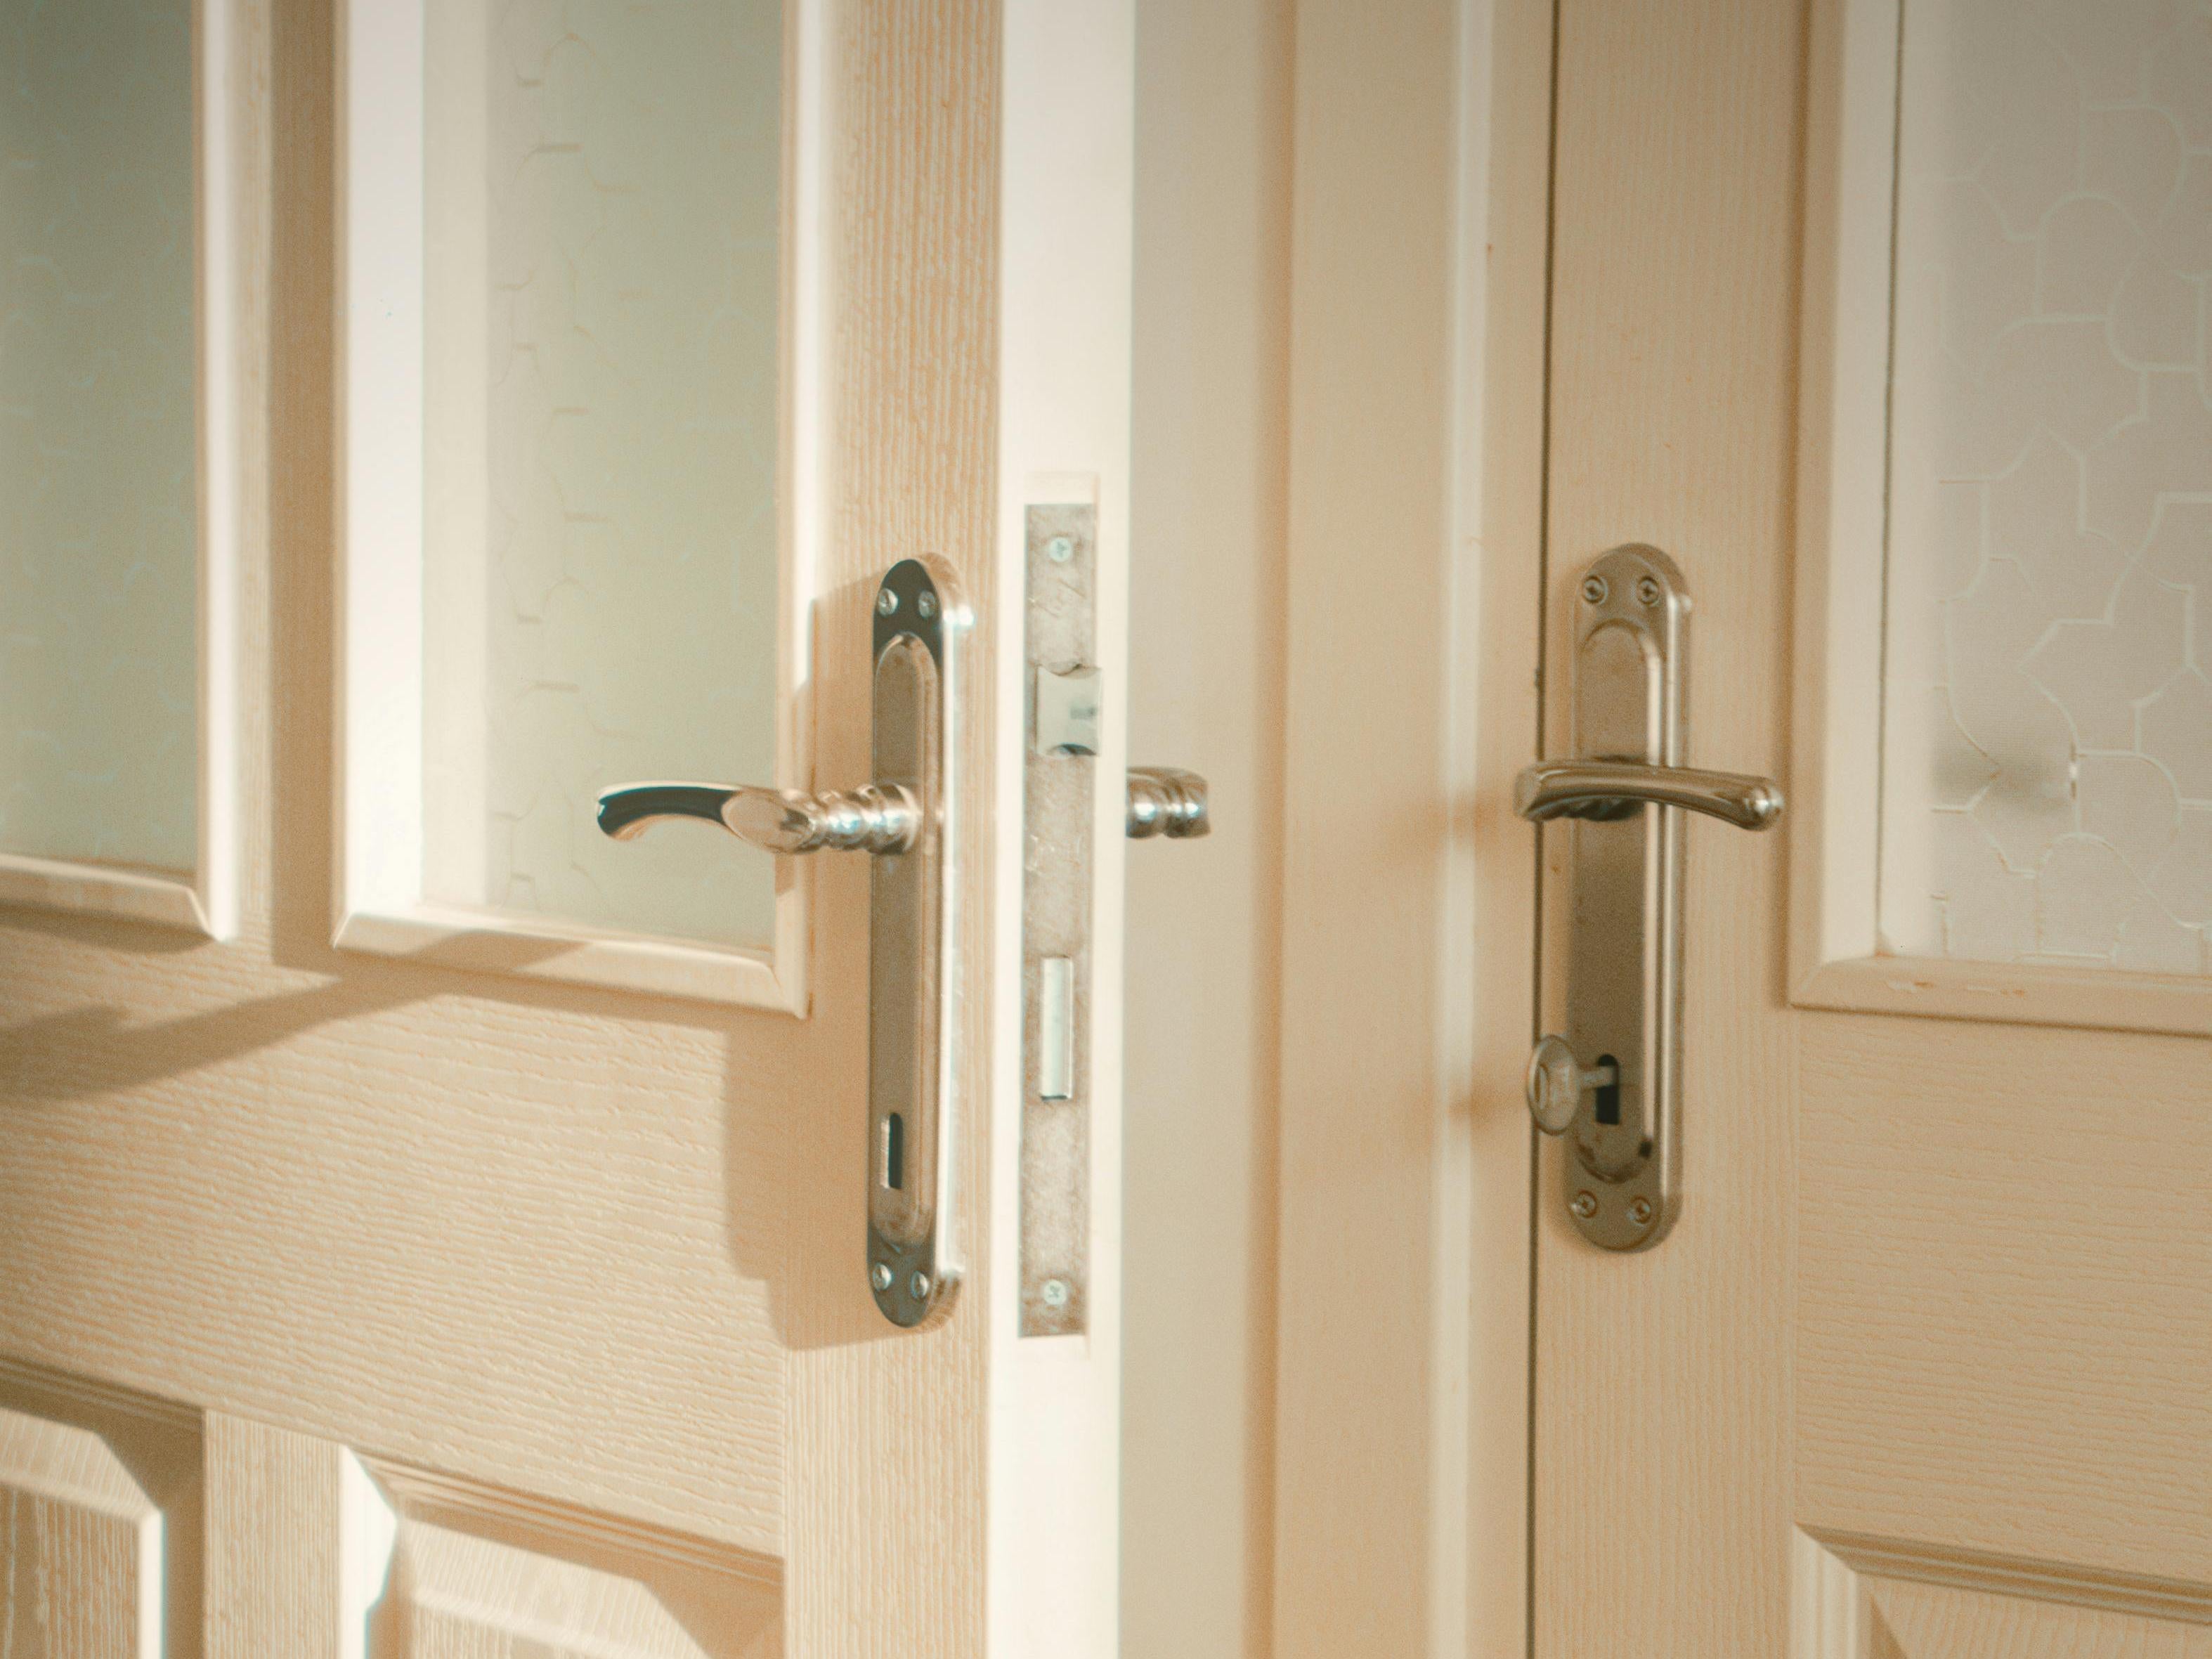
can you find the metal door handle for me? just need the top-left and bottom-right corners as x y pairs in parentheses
(1517, 545), (1784, 1251)
(1514, 760), (1782, 832)
(595, 557), (964, 1330)
(598, 782), (921, 854)
(1125, 767), (1210, 839)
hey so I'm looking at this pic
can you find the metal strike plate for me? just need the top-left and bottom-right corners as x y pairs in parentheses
(1554, 545), (1688, 1251)
(1021, 503), (1097, 1337)
(866, 557), (965, 1327)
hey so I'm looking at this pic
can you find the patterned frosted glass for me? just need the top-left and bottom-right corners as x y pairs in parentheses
(1880, 0), (2212, 974)
(0, 0), (197, 872)
(422, 0), (783, 950)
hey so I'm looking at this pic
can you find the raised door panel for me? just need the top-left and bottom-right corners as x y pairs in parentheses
(358, 1462), (781, 1659)
(1798, 1533), (2212, 1659)
(0, 1372), (201, 1659)
(1798, 1016), (2211, 1580)
(1867, 1580), (2212, 1659)
(0, 1410), (162, 1659)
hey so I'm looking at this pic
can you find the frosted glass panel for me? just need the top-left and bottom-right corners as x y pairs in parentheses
(1880, 0), (2212, 975)
(422, 0), (783, 950)
(0, 0), (197, 871)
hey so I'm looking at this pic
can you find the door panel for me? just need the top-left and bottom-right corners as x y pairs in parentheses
(1535, 0), (2212, 1653)
(0, 0), (1131, 1653)
(0, 1365), (202, 1659)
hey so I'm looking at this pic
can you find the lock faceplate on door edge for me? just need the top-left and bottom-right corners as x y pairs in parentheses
(595, 557), (965, 1327)
(1516, 545), (1782, 1251)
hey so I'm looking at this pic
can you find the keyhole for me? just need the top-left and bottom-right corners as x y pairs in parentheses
(1594, 1055), (1621, 1126)
(883, 1113), (906, 1190)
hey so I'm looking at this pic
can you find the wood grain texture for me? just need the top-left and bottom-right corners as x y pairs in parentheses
(788, 1), (999, 1653)
(0, 1364), (202, 1659)
(0, 1408), (161, 1659)
(205, 1414), (340, 1659)
(1273, 0), (1474, 1651)
(1533, 0), (1804, 1653)
(1795, 1530), (2212, 1659)
(1797, 1016), (2212, 1579)
(1, 3), (1008, 1655)
(1537, 0), (2212, 1650)
(1868, 1577), (2211, 1659)
(365, 1458), (781, 1659)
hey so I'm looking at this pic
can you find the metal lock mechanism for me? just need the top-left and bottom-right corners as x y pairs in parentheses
(597, 557), (965, 1329)
(1516, 545), (1783, 1250)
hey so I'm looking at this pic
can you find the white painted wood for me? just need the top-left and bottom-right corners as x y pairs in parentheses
(1788, 0), (2212, 1038)
(1790, 0), (1899, 999)
(1120, 0), (1290, 1649)
(334, 0), (821, 1014)
(1272, 0), (1538, 1651)
(0, 0), (246, 942)
(984, 3), (1136, 1652)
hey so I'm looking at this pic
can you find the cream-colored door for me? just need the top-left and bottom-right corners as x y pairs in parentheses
(0, 2), (1133, 1655)
(1535, 0), (2212, 1655)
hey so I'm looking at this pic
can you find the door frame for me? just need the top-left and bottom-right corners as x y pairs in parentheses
(1273, 0), (1551, 1651)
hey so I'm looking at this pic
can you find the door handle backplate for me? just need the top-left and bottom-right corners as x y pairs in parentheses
(1516, 545), (1781, 1250)
(597, 557), (965, 1328)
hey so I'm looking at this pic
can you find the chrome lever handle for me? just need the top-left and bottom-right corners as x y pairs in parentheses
(1514, 759), (1784, 832)
(592, 557), (965, 1331)
(596, 781), (920, 855)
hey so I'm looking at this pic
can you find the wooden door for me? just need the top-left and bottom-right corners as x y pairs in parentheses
(0, 1), (1133, 1655)
(1534, 0), (2212, 1654)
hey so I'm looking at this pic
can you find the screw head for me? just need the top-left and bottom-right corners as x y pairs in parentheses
(916, 591), (937, 620)
(870, 1261), (894, 1292)
(1570, 1190), (1599, 1220)
(909, 1271), (932, 1302)
(1046, 534), (1075, 564)
(1636, 575), (1662, 607)
(1627, 1196), (1655, 1226)
(876, 587), (899, 616)
(1041, 1278), (1070, 1309)
(1580, 575), (1608, 606)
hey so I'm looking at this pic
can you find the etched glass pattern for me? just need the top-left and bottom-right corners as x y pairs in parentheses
(422, 0), (783, 950)
(1881, 0), (2212, 973)
(0, 0), (197, 871)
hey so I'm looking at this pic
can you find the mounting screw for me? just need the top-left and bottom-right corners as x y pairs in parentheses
(876, 587), (899, 616)
(909, 1271), (932, 1302)
(1041, 1278), (1070, 1309)
(1046, 534), (1075, 564)
(871, 1261), (893, 1292)
(1627, 1197), (1655, 1225)
(916, 591), (937, 620)
(1570, 1190), (1599, 1220)
(1580, 575), (1608, 606)
(1636, 575), (1662, 606)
